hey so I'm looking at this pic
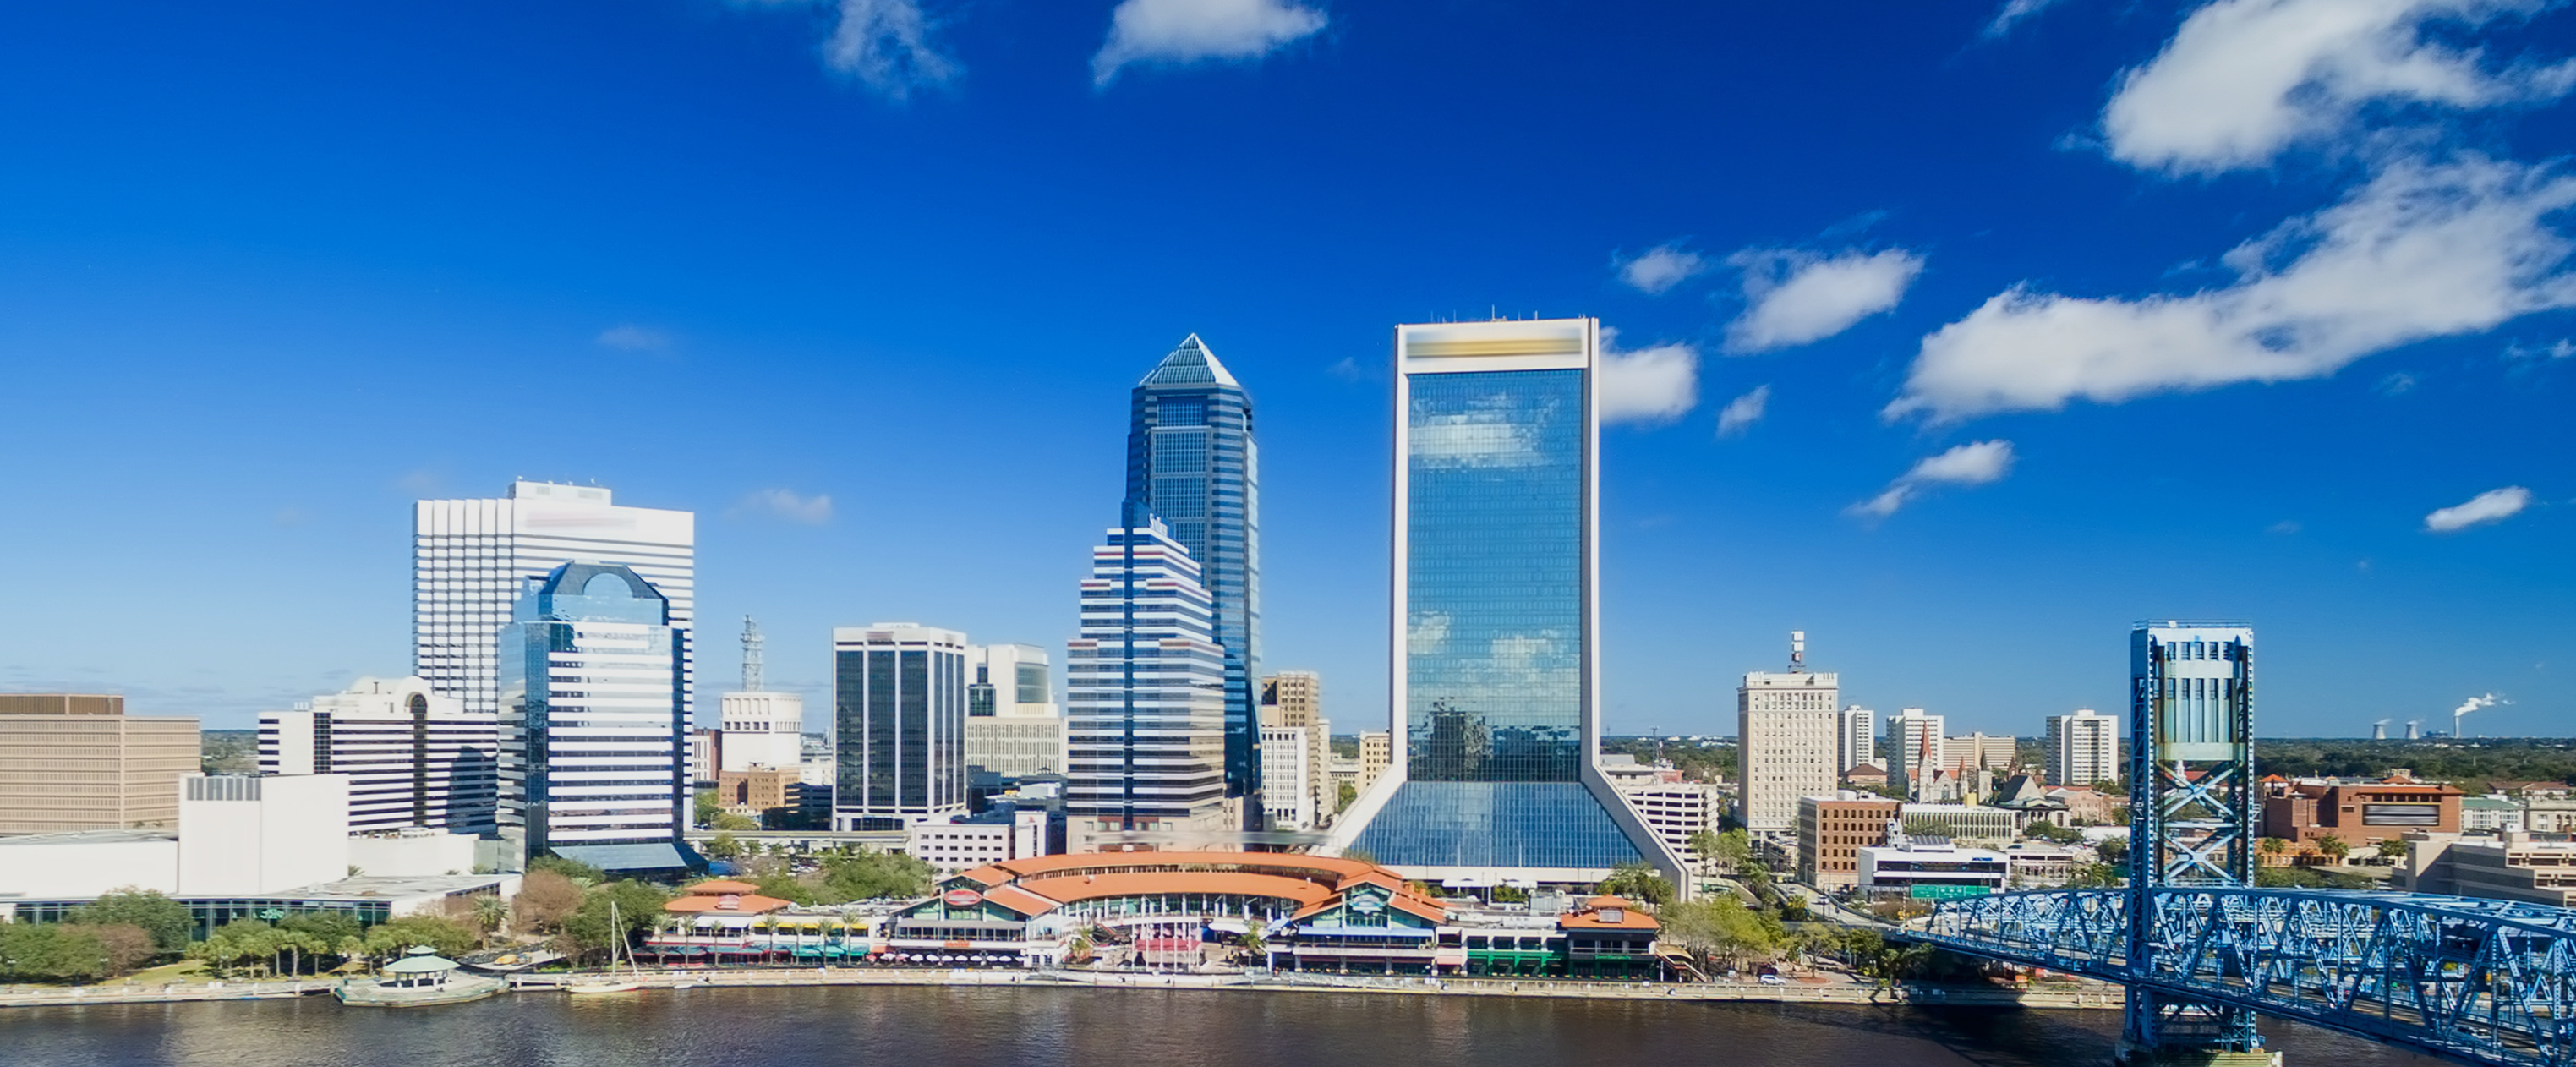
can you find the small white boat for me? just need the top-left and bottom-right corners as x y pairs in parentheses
(566, 900), (647, 994)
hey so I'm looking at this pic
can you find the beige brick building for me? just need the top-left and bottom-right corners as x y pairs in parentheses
(0, 695), (201, 833)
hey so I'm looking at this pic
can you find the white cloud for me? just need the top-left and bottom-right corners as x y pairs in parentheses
(1726, 247), (1925, 353)
(742, 0), (960, 101)
(596, 324), (675, 353)
(1616, 242), (1708, 295)
(2505, 337), (2575, 360)
(1092, 0), (1326, 87)
(1889, 155), (2576, 422)
(1982, 0), (2065, 40)
(2425, 485), (2531, 531)
(1849, 440), (2015, 518)
(1597, 335), (1699, 424)
(734, 488), (835, 525)
(2103, 0), (2576, 174)
(1715, 385), (1769, 438)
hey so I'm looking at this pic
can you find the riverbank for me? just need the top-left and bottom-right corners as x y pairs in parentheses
(0, 968), (2125, 1011)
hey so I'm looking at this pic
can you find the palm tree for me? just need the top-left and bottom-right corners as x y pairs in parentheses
(2259, 836), (2287, 864)
(2317, 834), (2350, 863)
(473, 895), (510, 948)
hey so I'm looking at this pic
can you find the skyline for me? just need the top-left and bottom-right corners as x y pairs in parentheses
(0, 1), (2569, 737)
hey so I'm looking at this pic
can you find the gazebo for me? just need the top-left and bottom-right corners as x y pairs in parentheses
(384, 946), (462, 988)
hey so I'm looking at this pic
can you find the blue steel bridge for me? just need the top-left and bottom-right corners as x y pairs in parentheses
(1888, 623), (2576, 1067)
(1909, 885), (2576, 1067)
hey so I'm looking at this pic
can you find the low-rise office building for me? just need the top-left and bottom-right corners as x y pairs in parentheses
(2396, 831), (2576, 907)
(2262, 778), (2463, 847)
(1621, 780), (1719, 870)
(260, 676), (499, 834)
(1797, 794), (1900, 889)
(905, 807), (1052, 873)
(1895, 802), (2019, 844)
(1857, 839), (2009, 897)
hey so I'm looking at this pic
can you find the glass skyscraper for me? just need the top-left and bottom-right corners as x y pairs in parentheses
(1124, 335), (1261, 822)
(496, 561), (695, 876)
(1328, 319), (1686, 886)
(831, 623), (969, 831)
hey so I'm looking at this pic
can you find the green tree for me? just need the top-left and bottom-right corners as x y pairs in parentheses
(693, 788), (720, 827)
(815, 849), (935, 903)
(1657, 896), (1780, 972)
(712, 811), (761, 832)
(561, 881), (672, 963)
(282, 911), (362, 949)
(70, 888), (195, 955)
(2316, 834), (2350, 862)
(528, 854), (606, 885)
(0, 923), (118, 982)
(2259, 836), (2288, 861)
(363, 915), (479, 961)
(2065, 862), (2125, 888)
(1595, 862), (1676, 906)
(2374, 836), (2409, 862)
(1336, 780), (1357, 813)
(514, 869), (588, 933)
(472, 895), (511, 947)
(703, 832), (744, 861)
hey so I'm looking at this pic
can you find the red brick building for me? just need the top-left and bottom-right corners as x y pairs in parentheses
(2261, 779), (2462, 847)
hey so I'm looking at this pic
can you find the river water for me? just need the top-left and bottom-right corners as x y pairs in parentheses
(6, 986), (2448, 1067)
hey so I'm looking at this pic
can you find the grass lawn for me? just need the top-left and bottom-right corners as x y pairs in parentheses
(123, 960), (208, 984)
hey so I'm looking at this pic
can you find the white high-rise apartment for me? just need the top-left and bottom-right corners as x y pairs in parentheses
(498, 562), (690, 874)
(2047, 709), (2119, 788)
(1259, 671), (1331, 828)
(1946, 732), (2018, 776)
(1259, 723), (1315, 829)
(965, 643), (1064, 780)
(1736, 632), (1841, 834)
(260, 676), (500, 834)
(413, 481), (694, 722)
(1884, 708), (1947, 798)
(1065, 506), (1232, 849)
(1838, 704), (1878, 774)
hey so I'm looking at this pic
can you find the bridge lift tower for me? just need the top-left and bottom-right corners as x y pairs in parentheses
(2125, 621), (2269, 1067)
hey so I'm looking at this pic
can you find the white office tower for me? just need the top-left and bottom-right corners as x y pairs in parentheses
(2046, 709), (2119, 789)
(964, 643), (1065, 780)
(1884, 709), (1947, 799)
(1736, 632), (1841, 834)
(722, 615), (803, 773)
(1259, 723), (1316, 829)
(1065, 505), (1233, 850)
(833, 623), (971, 830)
(260, 676), (500, 834)
(719, 692), (804, 772)
(498, 562), (692, 876)
(413, 481), (695, 722)
(1946, 732), (2018, 775)
(1838, 704), (1878, 774)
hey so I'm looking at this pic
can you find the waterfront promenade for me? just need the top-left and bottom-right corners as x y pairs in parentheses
(0, 967), (2125, 1011)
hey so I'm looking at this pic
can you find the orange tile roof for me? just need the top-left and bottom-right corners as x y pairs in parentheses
(664, 893), (794, 915)
(986, 851), (1381, 883)
(1015, 871), (1335, 909)
(979, 884), (1060, 917)
(685, 879), (761, 895)
(1561, 900), (1659, 931)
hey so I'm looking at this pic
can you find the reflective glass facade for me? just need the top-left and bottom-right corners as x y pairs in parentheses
(495, 563), (688, 864)
(833, 625), (969, 829)
(1343, 321), (1654, 875)
(1124, 336), (1261, 817)
(1400, 369), (1585, 783)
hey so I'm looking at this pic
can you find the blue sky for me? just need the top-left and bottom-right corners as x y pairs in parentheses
(0, 0), (2569, 739)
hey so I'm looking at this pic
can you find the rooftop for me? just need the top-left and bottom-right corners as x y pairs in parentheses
(0, 829), (177, 845)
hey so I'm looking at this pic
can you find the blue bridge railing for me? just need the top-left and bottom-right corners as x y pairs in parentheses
(1909, 888), (2576, 1067)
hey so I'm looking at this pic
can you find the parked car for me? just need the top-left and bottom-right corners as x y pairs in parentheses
(1758, 973), (1788, 986)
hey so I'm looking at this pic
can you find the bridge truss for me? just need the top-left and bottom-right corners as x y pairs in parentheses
(1917, 887), (2576, 1067)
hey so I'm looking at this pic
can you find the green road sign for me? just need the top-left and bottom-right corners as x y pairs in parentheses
(1909, 884), (1992, 900)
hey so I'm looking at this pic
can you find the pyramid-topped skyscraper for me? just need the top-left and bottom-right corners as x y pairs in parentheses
(1123, 335), (1262, 826)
